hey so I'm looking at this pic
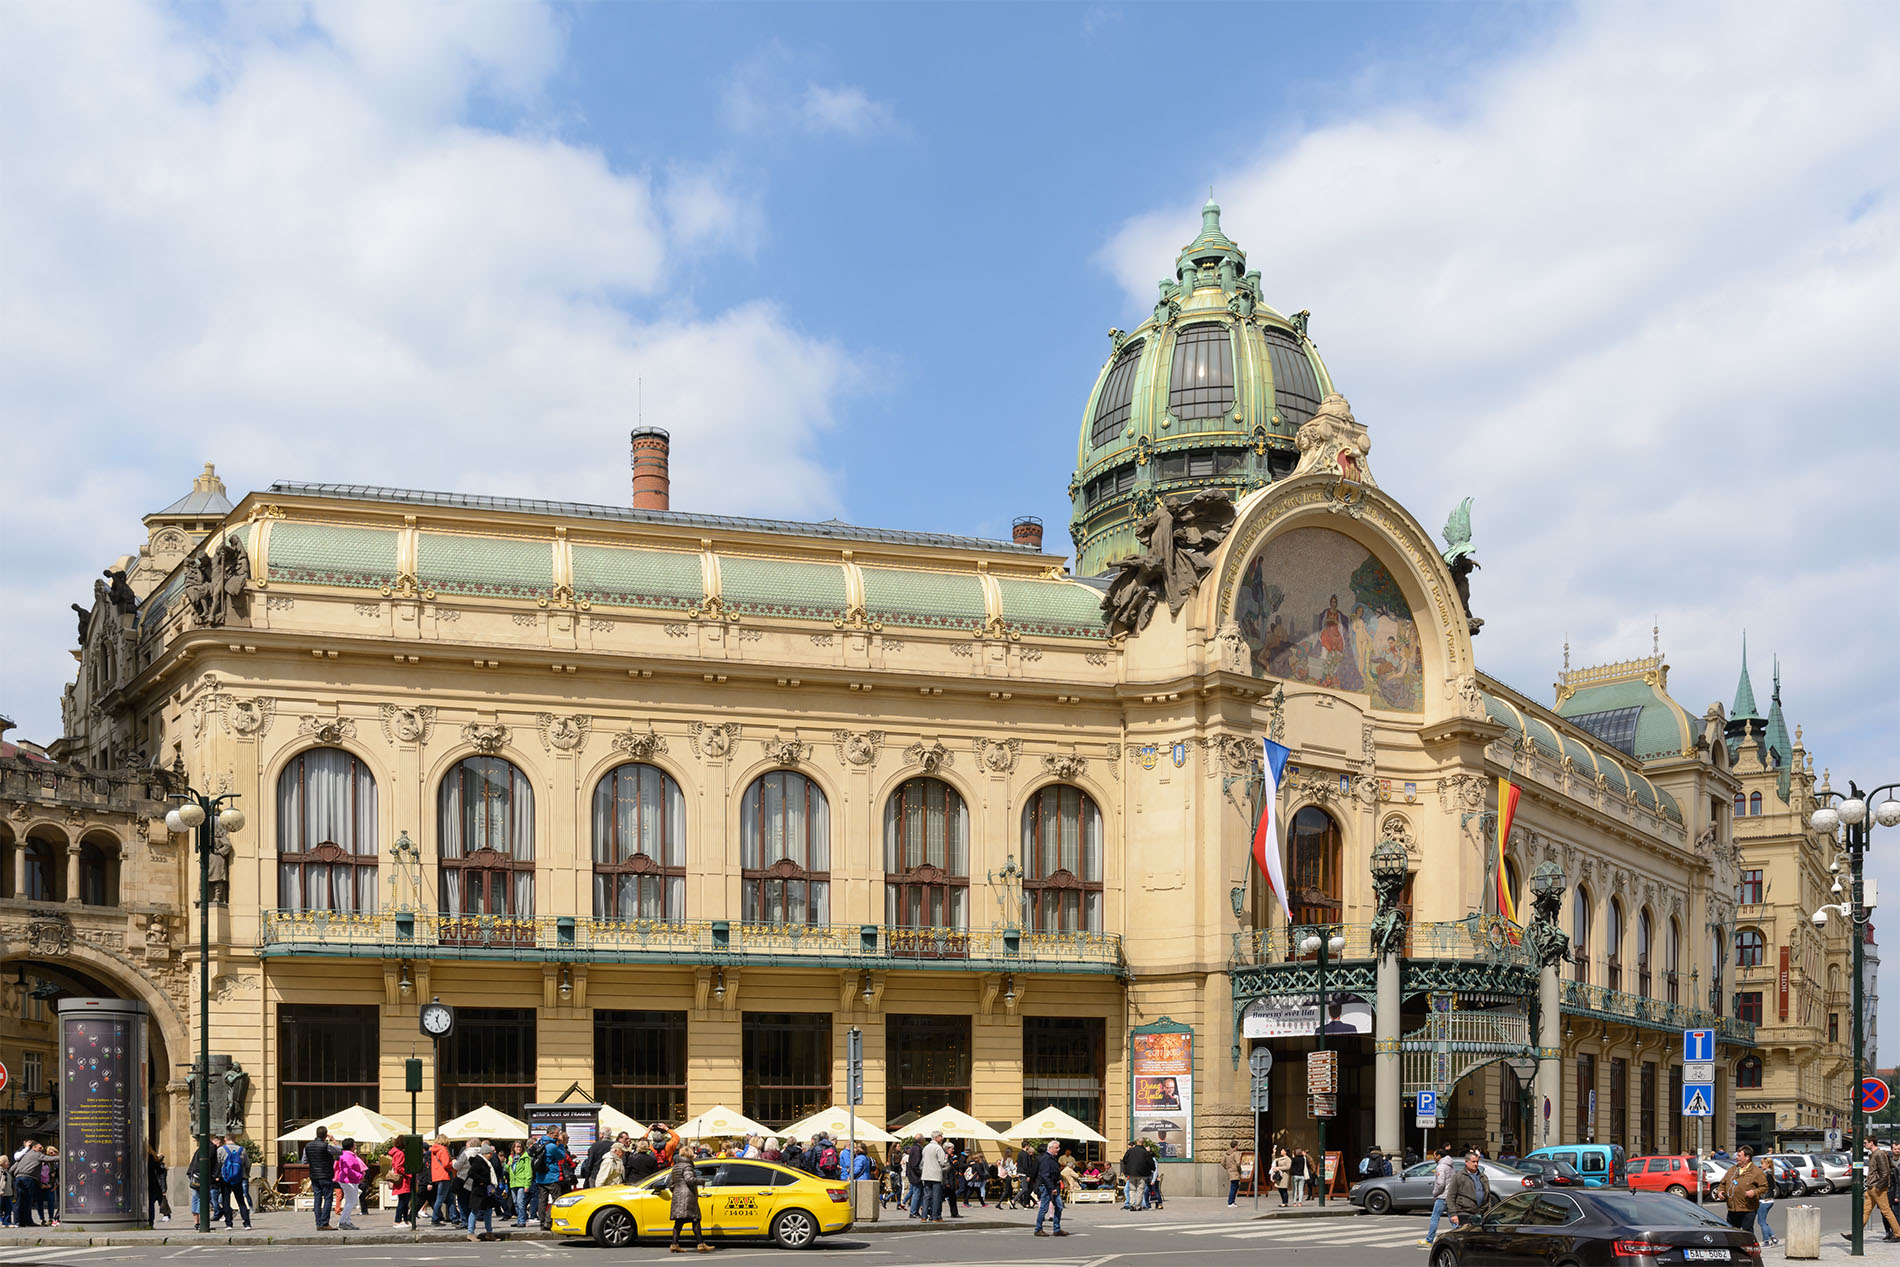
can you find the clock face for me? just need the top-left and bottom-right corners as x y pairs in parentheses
(420, 1003), (453, 1037)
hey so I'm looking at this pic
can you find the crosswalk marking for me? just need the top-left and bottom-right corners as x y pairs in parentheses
(0, 1249), (119, 1264)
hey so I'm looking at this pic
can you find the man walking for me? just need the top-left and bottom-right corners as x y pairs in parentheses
(920, 1131), (949, 1223)
(1031, 1139), (1067, 1237)
(1446, 1152), (1490, 1229)
(531, 1126), (569, 1231)
(1418, 1146), (1457, 1247)
(1121, 1138), (1153, 1211)
(217, 1135), (252, 1229)
(904, 1138), (925, 1219)
(1719, 1146), (1769, 1234)
(10, 1143), (43, 1229)
(301, 1126), (339, 1232)
(1848, 1137), (1900, 1243)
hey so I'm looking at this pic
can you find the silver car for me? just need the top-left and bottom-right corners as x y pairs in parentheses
(1815, 1152), (1852, 1192)
(1766, 1153), (1831, 1196)
(1349, 1159), (1534, 1215)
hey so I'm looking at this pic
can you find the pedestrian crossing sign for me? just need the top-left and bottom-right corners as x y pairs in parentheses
(1682, 1085), (1714, 1117)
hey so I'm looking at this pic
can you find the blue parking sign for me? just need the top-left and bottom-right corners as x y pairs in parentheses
(1683, 1029), (1713, 1063)
(1418, 1090), (1438, 1118)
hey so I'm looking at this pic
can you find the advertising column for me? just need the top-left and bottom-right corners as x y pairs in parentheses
(57, 998), (150, 1227)
(1129, 1020), (1193, 1160)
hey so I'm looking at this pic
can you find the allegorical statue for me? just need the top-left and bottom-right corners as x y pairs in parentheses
(1524, 874), (1571, 971)
(221, 1063), (250, 1138)
(1441, 496), (1483, 636)
(205, 820), (234, 905)
(1100, 491), (1237, 636)
(185, 536), (252, 628)
(103, 567), (137, 614)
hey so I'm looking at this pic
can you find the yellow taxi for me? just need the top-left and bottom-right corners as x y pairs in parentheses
(549, 1159), (855, 1250)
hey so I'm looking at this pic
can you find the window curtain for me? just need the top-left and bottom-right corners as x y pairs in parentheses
(278, 749), (377, 913)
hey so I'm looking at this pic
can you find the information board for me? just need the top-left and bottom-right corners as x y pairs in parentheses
(58, 998), (149, 1227)
(526, 1101), (600, 1154)
(1131, 1025), (1193, 1159)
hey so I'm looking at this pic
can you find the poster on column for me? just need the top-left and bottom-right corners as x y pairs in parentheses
(1131, 1030), (1193, 1159)
(58, 999), (149, 1226)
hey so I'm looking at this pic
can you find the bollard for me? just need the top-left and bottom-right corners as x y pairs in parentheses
(1785, 1203), (1821, 1259)
(851, 1178), (880, 1222)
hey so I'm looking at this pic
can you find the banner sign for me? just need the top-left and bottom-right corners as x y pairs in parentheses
(1131, 1026), (1193, 1160)
(1241, 995), (1373, 1039)
(58, 998), (149, 1227)
(1778, 946), (1790, 1021)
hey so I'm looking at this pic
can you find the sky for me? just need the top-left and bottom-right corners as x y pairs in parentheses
(2, 2), (1896, 1057)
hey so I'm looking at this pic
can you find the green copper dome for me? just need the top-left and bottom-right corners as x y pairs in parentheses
(1067, 198), (1334, 576)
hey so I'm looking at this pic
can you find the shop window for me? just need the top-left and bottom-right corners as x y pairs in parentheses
(591, 763), (686, 922)
(278, 748), (379, 913)
(1021, 785), (1103, 933)
(438, 1007), (536, 1122)
(1640, 1062), (1658, 1156)
(1024, 1017), (1106, 1158)
(1609, 1058), (1628, 1148)
(438, 757), (535, 929)
(280, 1004), (379, 1147)
(742, 1013), (831, 1129)
(887, 1014), (972, 1121)
(740, 772), (831, 926)
(1575, 1053), (1596, 1141)
(595, 1010), (687, 1126)
(885, 778), (970, 940)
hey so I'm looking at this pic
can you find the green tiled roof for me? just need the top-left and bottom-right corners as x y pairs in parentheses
(572, 545), (701, 611)
(1523, 717), (1563, 760)
(267, 523), (398, 591)
(861, 567), (985, 633)
(995, 577), (1110, 639)
(1482, 685), (1684, 825)
(418, 532), (551, 599)
(718, 556), (847, 621)
(1557, 678), (1689, 761)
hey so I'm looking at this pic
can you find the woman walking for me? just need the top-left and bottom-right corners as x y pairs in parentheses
(507, 1141), (533, 1227)
(464, 1141), (501, 1241)
(333, 1139), (366, 1231)
(1289, 1148), (1311, 1204)
(388, 1139), (413, 1228)
(661, 1150), (711, 1253)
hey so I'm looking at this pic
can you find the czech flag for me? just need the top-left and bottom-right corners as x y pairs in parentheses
(1253, 739), (1293, 921)
(1496, 776), (1521, 924)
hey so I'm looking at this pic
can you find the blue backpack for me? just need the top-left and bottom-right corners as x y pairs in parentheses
(220, 1146), (244, 1184)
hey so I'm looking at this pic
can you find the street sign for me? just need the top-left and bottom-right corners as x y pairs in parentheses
(1685, 1062), (1715, 1084)
(1308, 1094), (1337, 1118)
(1683, 1085), (1714, 1117)
(846, 1027), (865, 1106)
(1826, 1128), (1843, 1151)
(0, 1060), (7, 1094)
(1307, 1050), (1339, 1095)
(1250, 1082), (1272, 1112)
(1417, 1088), (1438, 1128)
(1861, 1077), (1890, 1114)
(1684, 1029), (1714, 1063)
(1250, 1048), (1275, 1078)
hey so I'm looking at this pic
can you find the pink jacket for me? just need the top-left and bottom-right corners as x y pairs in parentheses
(333, 1150), (367, 1185)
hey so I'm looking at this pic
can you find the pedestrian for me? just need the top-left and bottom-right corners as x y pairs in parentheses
(1148, 1165), (1166, 1210)
(303, 1126), (339, 1231)
(330, 1138), (365, 1231)
(1121, 1136), (1153, 1210)
(188, 1136), (217, 1222)
(218, 1136), (252, 1229)
(625, 1142), (658, 1183)
(1848, 1138), (1900, 1243)
(1418, 1146), (1455, 1247)
(904, 1138), (925, 1218)
(388, 1138), (413, 1228)
(38, 1146), (58, 1226)
(660, 1148), (710, 1253)
(1221, 1142), (1244, 1207)
(1446, 1152), (1490, 1228)
(1289, 1147), (1311, 1204)
(1359, 1146), (1392, 1178)
(1271, 1146), (1291, 1206)
(597, 1143), (627, 1187)
(1718, 1146), (1769, 1235)
(463, 1140), (501, 1241)
(429, 1133), (455, 1225)
(648, 1123), (682, 1168)
(531, 1126), (568, 1231)
(147, 1143), (172, 1225)
(1030, 1139), (1067, 1237)
(10, 1142), (43, 1229)
(1754, 1169), (1778, 1247)
(507, 1140), (533, 1226)
(920, 1131), (949, 1223)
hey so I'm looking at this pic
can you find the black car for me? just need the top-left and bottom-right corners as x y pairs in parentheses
(1430, 1188), (1758, 1266)
(1513, 1158), (1586, 1188)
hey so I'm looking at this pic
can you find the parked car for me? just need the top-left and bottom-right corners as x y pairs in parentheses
(1814, 1152), (1852, 1192)
(1350, 1159), (1537, 1215)
(549, 1160), (853, 1250)
(1428, 1188), (1758, 1267)
(1512, 1157), (1585, 1188)
(1755, 1157), (1802, 1199)
(1521, 1143), (1628, 1188)
(1765, 1153), (1831, 1196)
(1626, 1154), (1702, 1197)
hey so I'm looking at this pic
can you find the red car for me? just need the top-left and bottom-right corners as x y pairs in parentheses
(1624, 1154), (1701, 1197)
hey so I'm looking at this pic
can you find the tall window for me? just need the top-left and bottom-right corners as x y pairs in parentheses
(1748, 792), (1762, 816)
(1576, 1053), (1596, 1140)
(1737, 991), (1763, 1025)
(1609, 1058), (1628, 1148)
(78, 838), (119, 907)
(1735, 927), (1766, 968)
(742, 1013), (831, 1129)
(1669, 1067), (1684, 1154)
(1262, 326), (1323, 427)
(595, 1010), (687, 1126)
(24, 835), (63, 902)
(592, 763), (685, 922)
(1572, 888), (1592, 984)
(1738, 869), (1763, 904)
(438, 1007), (536, 1121)
(1639, 1063), (1658, 1156)
(280, 1005), (378, 1146)
(1168, 323), (1235, 420)
(1736, 1055), (1764, 1089)
(1733, 791), (1746, 817)
(438, 756), (534, 918)
(1090, 342), (1143, 446)
(1829, 1013), (1839, 1043)
(278, 748), (379, 912)
(1024, 1017), (1106, 1143)
(1667, 918), (1681, 1003)
(884, 778), (969, 931)
(1606, 898), (1625, 991)
(1288, 807), (1343, 928)
(1636, 908), (1653, 997)
(1021, 785), (1104, 932)
(740, 772), (831, 925)
(887, 1015), (972, 1119)
(1711, 930), (1726, 1016)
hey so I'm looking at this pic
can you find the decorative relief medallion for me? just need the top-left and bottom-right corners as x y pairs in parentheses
(217, 695), (276, 738)
(833, 730), (885, 768)
(460, 722), (510, 755)
(1201, 735), (1254, 778)
(535, 713), (591, 754)
(611, 729), (668, 760)
(1040, 753), (1087, 781)
(18, 915), (75, 956)
(974, 737), (1022, 774)
(1381, 814), (1419, 858)
(297, 716), (357, 744)
(762, 736), (811, 767)
(379, 704), (437, 745)
(689, 722), (741, 759)
(903, 741), (955, 774)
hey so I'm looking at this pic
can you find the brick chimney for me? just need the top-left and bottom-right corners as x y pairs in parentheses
(631, 427), (670, 511)
(1012, 516), (1044, 550)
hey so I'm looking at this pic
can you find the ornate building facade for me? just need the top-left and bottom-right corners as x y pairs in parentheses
(10, 205), (1854, 1190)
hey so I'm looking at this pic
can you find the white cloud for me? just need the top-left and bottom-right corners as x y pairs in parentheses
(798, 83), (898, 138)
(722, 47), (899, 140)
(0, 1), (855, 741)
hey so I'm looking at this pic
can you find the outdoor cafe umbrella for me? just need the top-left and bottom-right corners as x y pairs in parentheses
(598, 1104), (647, 1137)
(275, 1103), (408, 1144)
(905, 1105), (1006, 1142)
(780, 1106), (898, 1145)
(673, 1105), (771, 1141)
(435, 1104), (532, 1141)
(1001, 1105), (1109, 1144)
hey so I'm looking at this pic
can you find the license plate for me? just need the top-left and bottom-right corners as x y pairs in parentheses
(1684, 1251), (1730, 1261)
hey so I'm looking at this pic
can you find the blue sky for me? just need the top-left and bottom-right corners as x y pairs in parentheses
(2, 2), (1896, 1057)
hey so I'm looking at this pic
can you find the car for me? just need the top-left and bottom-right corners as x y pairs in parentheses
(1814, 1152), (1852, 1192)
(1626, 1154), (1703, 1198)
(1428, 1187), (1761, 1266)
(1513, 1158), (1586, 1188)
(1764, 1153), (1830, 1196)
(548, 1159), (854, 1250)
(1522, 1143), (1628, 1188)
(1350, 1158), (1541, 1215)
(1751, 1157), (1801, 1200)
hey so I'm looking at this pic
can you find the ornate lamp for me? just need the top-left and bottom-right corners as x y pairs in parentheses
(1370, 837), (1410, 888)
(1530, 859), (1566, 903)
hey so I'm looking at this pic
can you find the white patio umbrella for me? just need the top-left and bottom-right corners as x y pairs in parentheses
(598, 1104), (647, 1138)
(275, 1103), (408, 1143)
(1001, 1105), (1109, 1143)
(673, 1105), (772, 1141)
(779, 1106), (898, 1144)
(905, 1105), (1007, 1142)
(434, 1104), (532, 1141)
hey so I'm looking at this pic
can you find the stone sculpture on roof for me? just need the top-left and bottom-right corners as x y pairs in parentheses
(1441, 496), (1483, 637)
(1292, 394), (1376, 485)
(1100, 491), (1236, 636)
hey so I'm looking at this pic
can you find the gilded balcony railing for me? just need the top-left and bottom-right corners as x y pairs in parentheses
(257, 910), (1124, 974)
(1229, 915), (1533, 968)
(1561, 977), (1757, 1045)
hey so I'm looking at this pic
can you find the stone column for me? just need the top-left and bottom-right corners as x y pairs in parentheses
(1535, 962), (1562, 1149)
(1376, 948), (1402, 1152)
(66, 840), (83, 904)
(10, 839), (24, 898)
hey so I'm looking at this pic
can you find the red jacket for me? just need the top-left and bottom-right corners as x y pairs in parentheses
(389, 1146), (410, 1194)
(430, 1142), (452, 1183)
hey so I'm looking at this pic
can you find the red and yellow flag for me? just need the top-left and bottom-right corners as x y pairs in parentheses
(1495, 777), (1521, 924)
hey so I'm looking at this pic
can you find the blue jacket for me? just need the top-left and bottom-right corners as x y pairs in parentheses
(533, 1136), (568, 1186)
(851, 1152), (873, 1180)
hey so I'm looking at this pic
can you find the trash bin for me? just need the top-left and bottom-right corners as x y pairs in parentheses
(852, 1179), (880, 1222)
(1785, 1203), (1821, 1260)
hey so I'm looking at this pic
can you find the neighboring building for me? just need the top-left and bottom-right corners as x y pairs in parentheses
(8, 205), (1783, 1190)
(1862, 921), (1880, 1074)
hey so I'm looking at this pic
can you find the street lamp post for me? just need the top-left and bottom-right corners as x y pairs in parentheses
(165, 783), (243, 1234)
(1300, 927), (1346, 1207)
(1809, 781), (1899, 1259)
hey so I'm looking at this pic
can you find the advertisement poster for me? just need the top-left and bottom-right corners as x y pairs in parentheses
(1131, 1030), (1192, 1159)
(526, 1102), (599, 1153)
(1241, 995), (1373, 1039)
(58, 999), (148, 1226)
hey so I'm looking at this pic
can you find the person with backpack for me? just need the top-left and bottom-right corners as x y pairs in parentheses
(217, 1137), (252, 1229)
(302, 1126), (340, 1231)
(507, 1141), (533, 1227)
(530, 1127), (568, 1231)
(332, 1138), (366, 1231)
(816, 1136), (840, 1180)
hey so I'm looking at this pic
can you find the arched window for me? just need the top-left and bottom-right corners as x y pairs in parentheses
(1636, 908), (1653, 998)
(1733, 791), (1746, 817)
(1606, 898), (1625, 991)
(740, 771), (830, 925)
(1168, 323), (1235, 420)
(591, 763), (685, 922)
(1736, 1056), (1764, 1089)
(438, 756), (534, 919)
(1289, 807), (1343, 928)
(1710, 929), (1726, 1015)
(23, 833), (64, 902)
(278, 748), (379, 913)
(1748, 792), (1762, 816)
(1667, 917), (1681, 1003)
(1021, 785), (1103, 933)
(78, 837), (119, 907)
(884, 778), (969, 931)
(1090, 342), (1143, 446)
(1573, 888), (1592, 983)
(1735, 927), (1766, 968)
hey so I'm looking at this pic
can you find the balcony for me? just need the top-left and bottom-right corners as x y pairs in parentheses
(257, 909), (1125, 975)
(1560, 978), (1757, 1046)
(1230, 915), (1534, 968)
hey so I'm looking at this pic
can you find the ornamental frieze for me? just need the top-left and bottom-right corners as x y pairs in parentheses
(903, 741), (954, 774)
(610, 728), (668, 761)
(460, 722), (510, 755)
(762, 737), (811, 768)
(298, 715), (357, 744)
(1041, 753), (1087, 781)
